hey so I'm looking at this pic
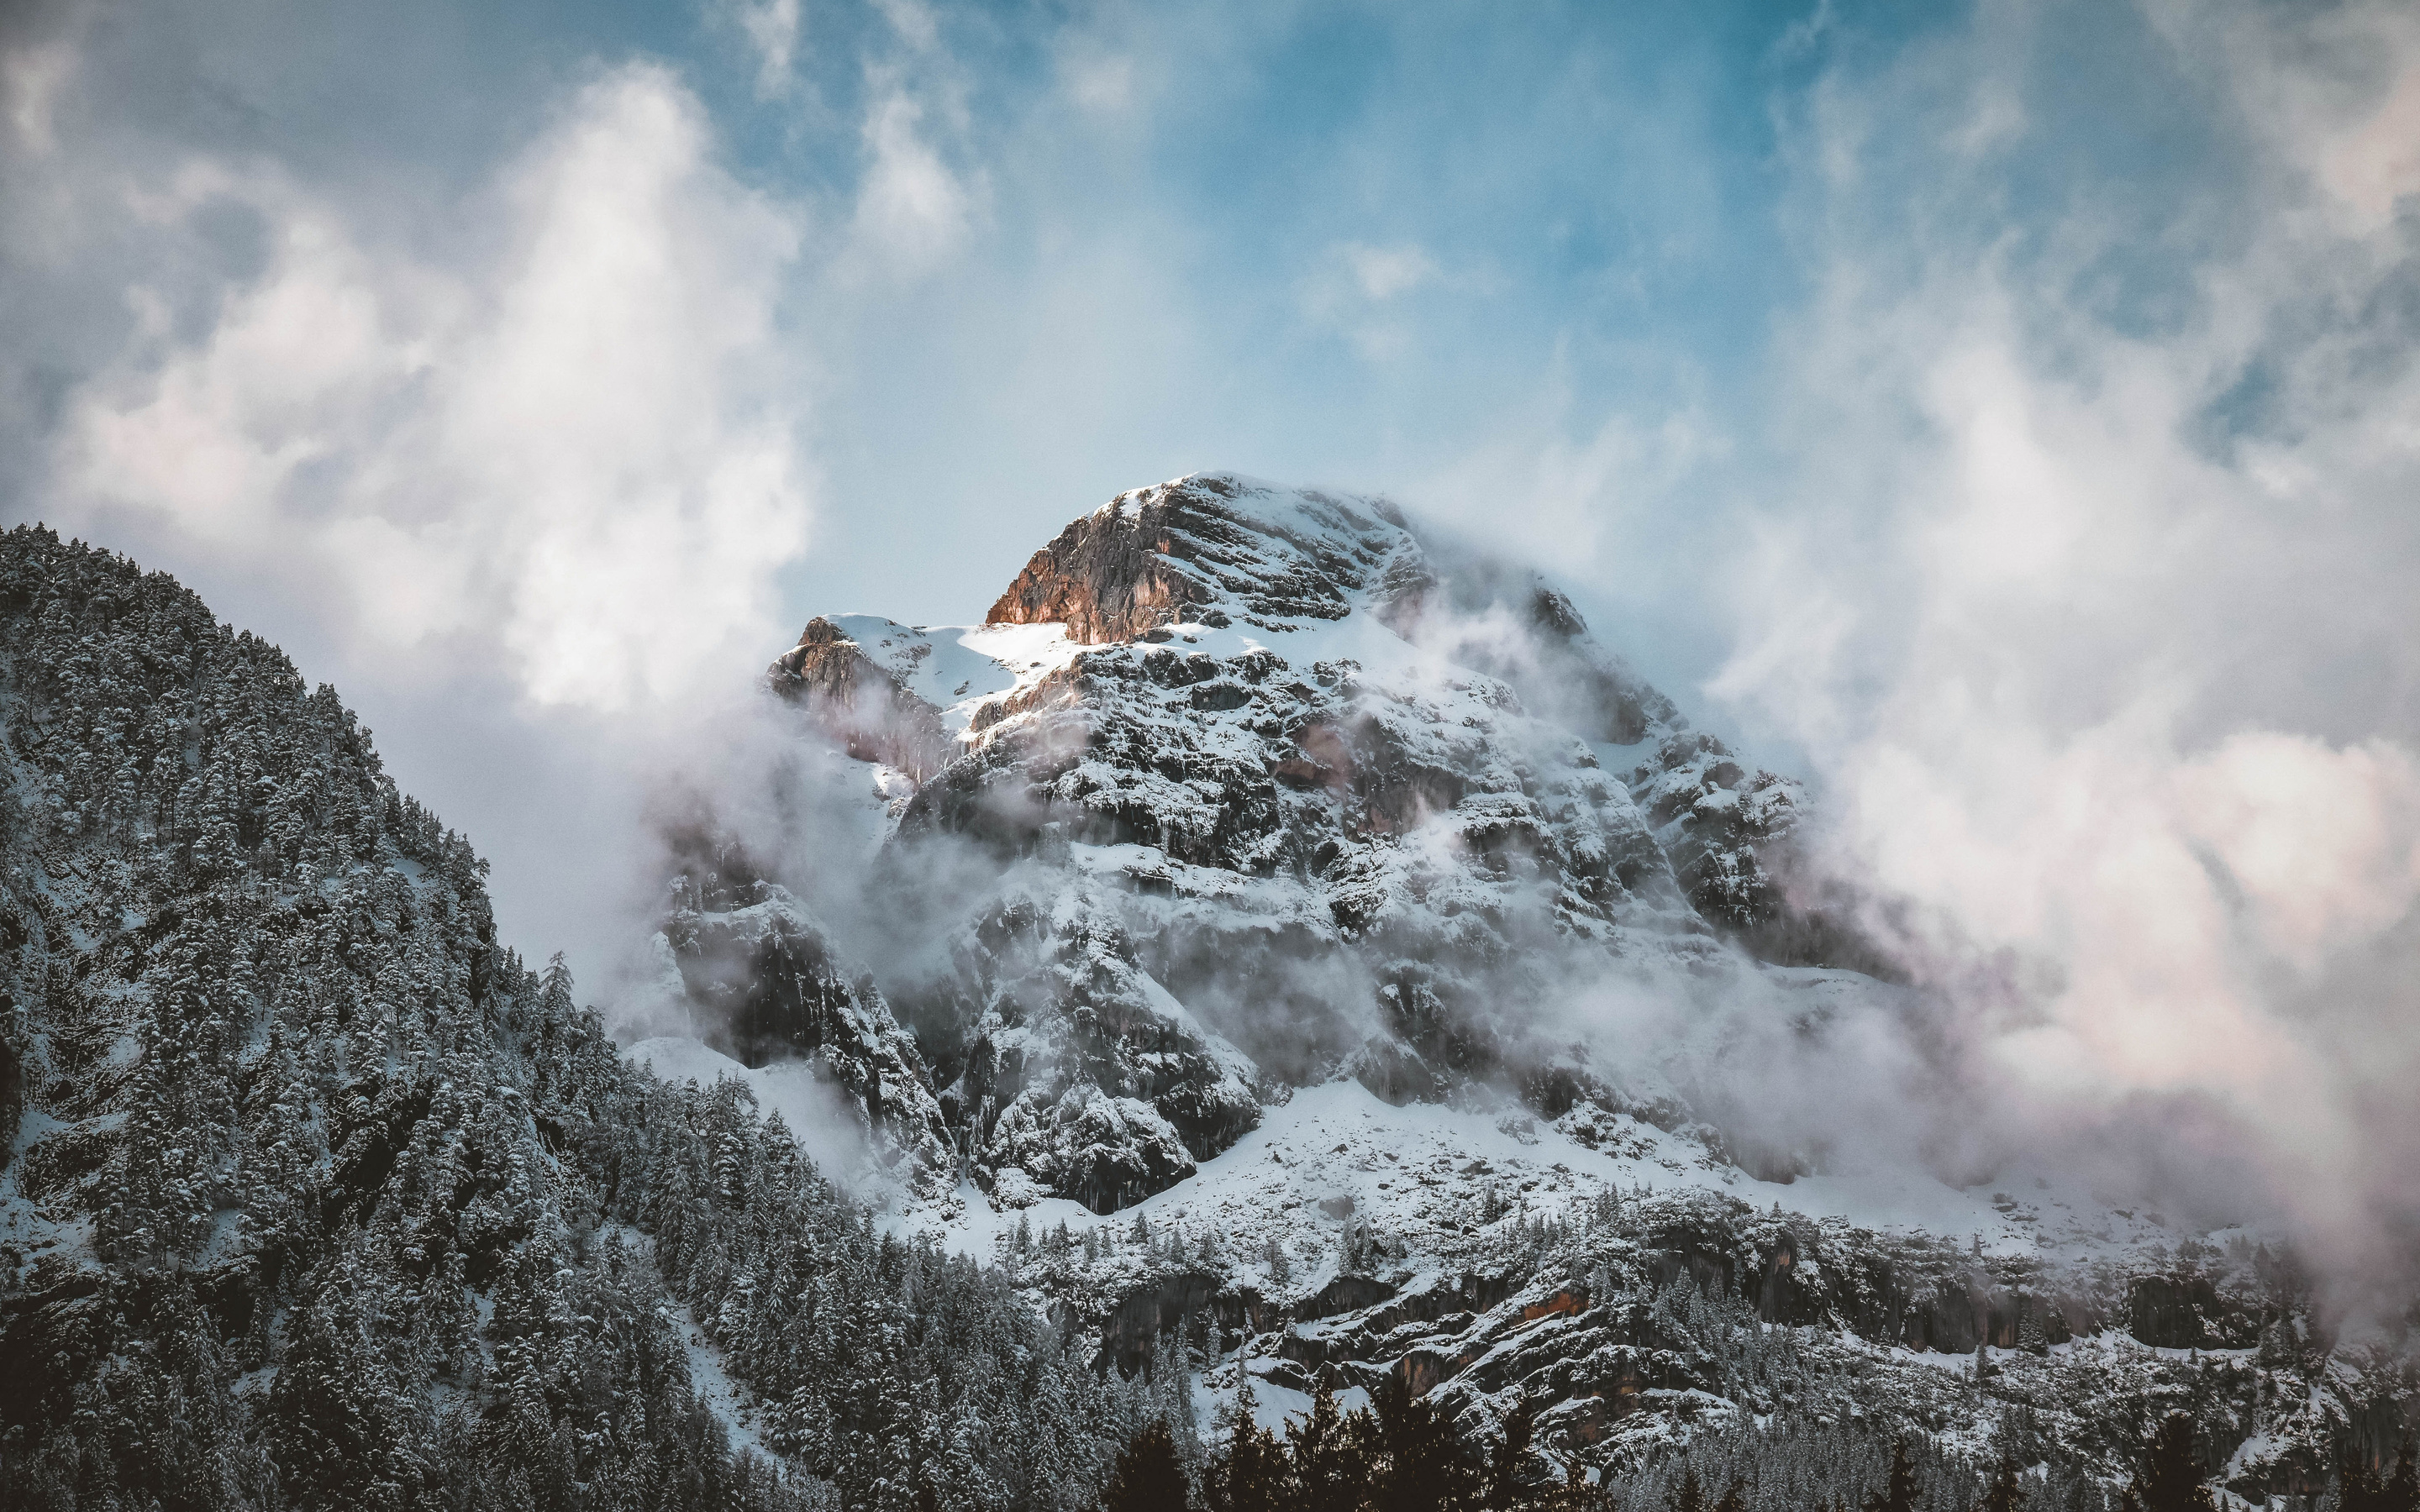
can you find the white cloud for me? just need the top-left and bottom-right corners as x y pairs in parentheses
(1709, 0), (2420, 1276)
(2150, 0), (2420, 236)
(3, 33), (74, 155)
(1340, 242), (1439, 302)
(51, 64), (810, 715)
(2175, 733), (2420, 975)
(1300, 241), (1448, 361)
(1060, 47), (1136, 115)
(1419, 396), (1718, 583)
(871, 0), (940, 53)
(730, 0), (802, 100)
(850, 82), (974, 272)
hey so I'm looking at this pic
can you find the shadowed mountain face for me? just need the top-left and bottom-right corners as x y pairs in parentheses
(654, 473), (1866, 1215)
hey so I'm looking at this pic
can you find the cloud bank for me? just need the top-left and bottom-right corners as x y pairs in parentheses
(43, 63), (809, 715)
(1708, 0), (2420, 1286)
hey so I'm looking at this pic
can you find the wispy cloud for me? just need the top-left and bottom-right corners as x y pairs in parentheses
(52, 64), (811, 715)
(729, 0), (802, 100)
(1709, 0), (2420, 1284)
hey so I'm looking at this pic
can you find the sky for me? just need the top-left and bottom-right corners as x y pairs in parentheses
(6, 0), (2420, 1278)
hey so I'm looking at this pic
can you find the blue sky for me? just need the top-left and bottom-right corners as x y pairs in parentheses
(8, 0), (2254, 688)
(0, 0), (2343, 674)
(6, 1), (2420, 1246)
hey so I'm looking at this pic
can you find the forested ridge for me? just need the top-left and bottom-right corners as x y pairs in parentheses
(0, 527), (1154, 1510)
(1119, 1383), (2420, 1512)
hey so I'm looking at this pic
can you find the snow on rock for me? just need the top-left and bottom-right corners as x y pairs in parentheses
(644, 854), (952, 1188)
(1618, 730), (1885, 972)
(902, 867), (1263, 1211)
(703, 475), (1893, 1213)
(925, 1074), (2344, 1492)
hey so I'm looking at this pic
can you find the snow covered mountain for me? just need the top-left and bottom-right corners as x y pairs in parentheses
(675, 471), (1845, 1212)
(636, 473), (2417, 1499)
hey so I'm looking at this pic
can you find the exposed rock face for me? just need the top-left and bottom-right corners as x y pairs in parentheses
(1626, 732), (1802, 938)
(901, 877), (1261, 1208)
(769, 617), (955, 782)
(991, 1084), (1199, 1214)
(1623, 731), (1896, 974)
(985, 474), (1379, 643)
(886, 585), (1697, 1183)
(986, 507), (1207, 644)
(655, 834), (952, 1179)
(1249, 1193), (2249, 1461)
(2125, 1273), (2257, 1348)
(0, 1033), (20, 1166)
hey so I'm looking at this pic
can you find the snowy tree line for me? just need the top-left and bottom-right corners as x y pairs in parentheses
(1107, 1385), (2418, 1512)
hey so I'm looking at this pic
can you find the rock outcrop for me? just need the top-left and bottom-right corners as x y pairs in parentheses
(1623, 731), (1896, 973)
(655, 828), (953, 1179)
(985, 474), (1381, 643)
(902, 878), (1262, 1208)
(769, 617), (956, 782)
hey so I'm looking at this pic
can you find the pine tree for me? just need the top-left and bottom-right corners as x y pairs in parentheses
(1863, 1441), (1920, 1512)
(1105, 1419), (1192, 1512)
(1981, 1453), (2028, 1512)
(1488, 1393), (1545, 1512)
(2383, 1442), (2418, 1512)
(1546, 1458), (1613, 1512)
(2018, 1296), (2047, 1353)
(1282, 1378), (1367, 1512)
(1206, 1378), (1286, 1512)
(1369, 1377), (1482, 1512)
(266, 1258), (411, 1510)
(1669, 1467), (1707, 1512)
(2131, 1415), (2214, 1512)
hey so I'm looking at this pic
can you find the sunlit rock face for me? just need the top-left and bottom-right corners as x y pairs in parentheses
(659, 472), (1858, 1215)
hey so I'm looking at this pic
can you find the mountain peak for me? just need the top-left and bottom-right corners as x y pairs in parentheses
(984, 472), (1413, 645)
(719, 472), (1868, 1222)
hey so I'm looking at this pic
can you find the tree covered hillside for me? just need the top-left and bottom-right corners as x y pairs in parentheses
(0, 527), (1155, 1511)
